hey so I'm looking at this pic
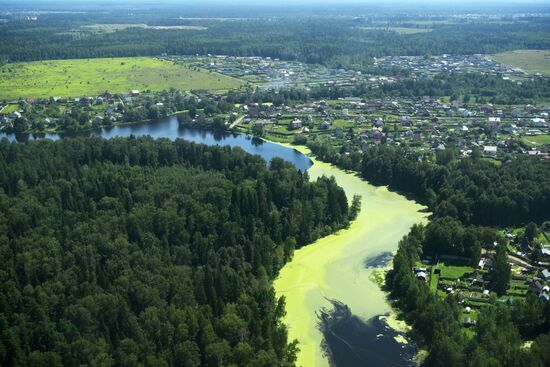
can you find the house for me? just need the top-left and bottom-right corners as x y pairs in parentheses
(541, 269), (550, 280)
(481, 103), (494, 114)
(488, 117), (501, 131)
(373, 117), (384, 127)
(416, 272), (427, 281)
(373, 129), (384, 144)
(484, 145), (497, 157)
(131, 90), (140, 96)
(289, 118), (302, 130)
(464, 317), (475, 327)
(529, 279), (544, 293)
(319, 121), (331, 130)
(540, 293), (550, 302)
(478, 259), (486, 269)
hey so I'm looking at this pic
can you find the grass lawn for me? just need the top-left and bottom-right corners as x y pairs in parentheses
(437, 263), (475, 280)
(520, 134), (550, 147)
(0, 104), (19, 114)
(0, 57), (244, 100)
(429, 272), (440, 293)
(491, 50), (550, 75)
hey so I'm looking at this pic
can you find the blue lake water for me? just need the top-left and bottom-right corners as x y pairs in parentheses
(0, 115), (313, 171)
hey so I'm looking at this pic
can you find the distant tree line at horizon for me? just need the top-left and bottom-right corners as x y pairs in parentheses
(1, 15), (549, 71)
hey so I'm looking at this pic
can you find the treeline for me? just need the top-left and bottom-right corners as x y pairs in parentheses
(1, 14), (550, 70)
(308, 142), (550, 227)
(0, 137), (352, 366)
(376, 73), (550, 105)
(226, 73), (550, 106)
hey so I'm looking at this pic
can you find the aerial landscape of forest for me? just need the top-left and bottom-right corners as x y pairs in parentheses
(0, 1), (550, 366)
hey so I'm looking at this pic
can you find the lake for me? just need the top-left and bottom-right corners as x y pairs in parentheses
(0, 115), (313, 172)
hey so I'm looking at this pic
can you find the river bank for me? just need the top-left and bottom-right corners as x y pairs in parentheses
(273, 144), (429, 367)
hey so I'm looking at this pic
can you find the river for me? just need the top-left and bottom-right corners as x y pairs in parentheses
(1, 118), (428, 366)
(274, 145), (428, 367)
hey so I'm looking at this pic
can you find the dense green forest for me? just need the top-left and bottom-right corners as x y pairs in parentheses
(308, 142), (550, 227)
(1, 14), (549, 70)
(303, 137), (550, 366)
(0, 137), (354, 366)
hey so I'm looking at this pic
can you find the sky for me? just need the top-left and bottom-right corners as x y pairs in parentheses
(1, 0), (548, 13)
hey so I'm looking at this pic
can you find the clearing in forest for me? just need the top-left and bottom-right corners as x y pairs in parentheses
(491, 50), (550, 75)
(0, 57), (244, 100)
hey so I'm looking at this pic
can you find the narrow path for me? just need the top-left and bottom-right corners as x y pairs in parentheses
(229, 115), (244, 129)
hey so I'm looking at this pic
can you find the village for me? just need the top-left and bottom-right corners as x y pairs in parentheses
(230, 95), (550, 159)
(161, 53), (536, 89)
(1, 82), (550, 158)
(412, 223), (550, 332)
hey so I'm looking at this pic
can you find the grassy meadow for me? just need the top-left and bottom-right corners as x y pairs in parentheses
(0, 57), (244, 100)
(491, 50), (550, 75)
(521, 134), (550, 147)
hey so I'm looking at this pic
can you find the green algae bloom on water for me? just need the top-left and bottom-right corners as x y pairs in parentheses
(274, 146), (428, 367)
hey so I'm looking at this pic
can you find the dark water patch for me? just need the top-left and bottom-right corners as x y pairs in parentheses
(0, 116), (313, 171)
(318, 300), (416, 367)
(364, 251), (393, 268)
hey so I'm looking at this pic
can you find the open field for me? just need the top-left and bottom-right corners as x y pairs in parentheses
(79, 24), (207, 33)
(521, 134), (550, 147)
(0, 57), (244, 100)
(491, 50), (550, 75)
(361, 27), (432, 34)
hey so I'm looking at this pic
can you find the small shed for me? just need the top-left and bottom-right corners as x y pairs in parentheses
(416, 272), (427, 282)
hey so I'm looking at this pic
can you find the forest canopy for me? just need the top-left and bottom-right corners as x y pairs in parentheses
(0, 136), (352, 366)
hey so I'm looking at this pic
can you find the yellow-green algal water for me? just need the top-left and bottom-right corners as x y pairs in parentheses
(274, 146), (428, 367)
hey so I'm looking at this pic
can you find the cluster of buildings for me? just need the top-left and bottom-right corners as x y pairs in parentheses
(161, 53), (540, 94)
(237, 95), (550, 159)
(163, 54), (372, 89)
(374, 54), (532, 79)
(0, 89), (175, 133)
(411, 229), (550, 329)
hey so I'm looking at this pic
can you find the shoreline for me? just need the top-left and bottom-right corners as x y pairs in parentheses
(4, 110), (186, 136)
(271, 141), (429, 367)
